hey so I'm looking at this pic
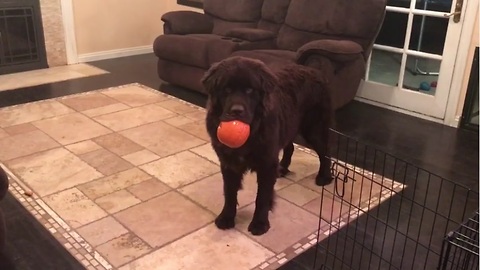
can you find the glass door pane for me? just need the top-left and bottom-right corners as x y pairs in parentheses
(409, 15), (448, 54)
(403, 55), (440, 95)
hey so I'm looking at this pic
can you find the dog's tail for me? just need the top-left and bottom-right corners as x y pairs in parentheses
(308, 67), (335, 130)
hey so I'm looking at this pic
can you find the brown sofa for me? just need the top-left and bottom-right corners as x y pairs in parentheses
(153, 0), (386, 109)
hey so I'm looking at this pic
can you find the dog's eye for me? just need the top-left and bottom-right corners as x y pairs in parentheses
(245, 88), (253, 94)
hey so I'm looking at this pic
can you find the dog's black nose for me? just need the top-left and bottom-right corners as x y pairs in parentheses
(229, 104), (245, 115)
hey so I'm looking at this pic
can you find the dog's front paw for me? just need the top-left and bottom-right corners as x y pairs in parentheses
(215, 214), (235, 230)
(248, 219), (270, 235)
(315, 173), (333, 186)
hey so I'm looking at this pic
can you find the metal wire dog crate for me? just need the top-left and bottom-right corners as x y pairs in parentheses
(438, 210), (479, 270)
(309, 130), (479, 270)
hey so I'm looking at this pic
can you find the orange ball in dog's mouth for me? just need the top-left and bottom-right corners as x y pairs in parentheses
(217, 120), (250, 148)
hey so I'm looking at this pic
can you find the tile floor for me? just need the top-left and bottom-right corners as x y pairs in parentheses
(0, 83), (404, 270)
(0, 64), (108, 92)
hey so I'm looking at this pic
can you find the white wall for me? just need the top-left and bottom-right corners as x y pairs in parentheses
(71, 0), (201, 61)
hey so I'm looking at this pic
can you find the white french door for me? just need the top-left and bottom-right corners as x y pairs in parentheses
(357, 0), (473, 120)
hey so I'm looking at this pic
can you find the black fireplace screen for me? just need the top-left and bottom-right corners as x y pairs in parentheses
(0, 0), (47, 75)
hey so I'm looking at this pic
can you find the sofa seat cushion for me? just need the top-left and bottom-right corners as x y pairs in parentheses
(230, 49), (296, 71)
(154, 34), (240, 69)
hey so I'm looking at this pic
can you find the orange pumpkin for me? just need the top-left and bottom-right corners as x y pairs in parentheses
(217, 120), (250, 148)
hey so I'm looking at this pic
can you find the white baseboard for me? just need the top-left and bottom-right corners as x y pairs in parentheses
(78, 46), (153, 63)
(450, 116), (461, 128)
(355, 97), (462, 128)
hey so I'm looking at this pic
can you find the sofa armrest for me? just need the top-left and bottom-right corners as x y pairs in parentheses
(225, 28), (275, 42)
(297, 39), (363, 64)
(162, 11), (213, 35)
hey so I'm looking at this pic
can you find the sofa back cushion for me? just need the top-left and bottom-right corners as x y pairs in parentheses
(204, 0), (264, 35)
(276, 0), (386, 54)
(257, 0), (291, 34)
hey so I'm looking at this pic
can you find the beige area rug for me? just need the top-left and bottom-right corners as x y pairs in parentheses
(0, 64), (108, 92)
(0, 83), (405, 270)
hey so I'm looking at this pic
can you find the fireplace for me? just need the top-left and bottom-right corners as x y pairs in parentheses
(0, 0), (48, 75)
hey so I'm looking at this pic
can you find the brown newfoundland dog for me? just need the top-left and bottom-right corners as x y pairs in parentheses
(202, 56), (333, 235)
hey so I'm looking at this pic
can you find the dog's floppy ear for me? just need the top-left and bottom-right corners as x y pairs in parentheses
(252, 61), (278, 112)
(202, 61), (227, 113)
(201, 61), (224, 94)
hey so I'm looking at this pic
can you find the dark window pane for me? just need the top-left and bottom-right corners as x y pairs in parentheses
(387, 0), (410, 8)
(388, 0), (452, 12)
(375, 11), (408, 48)
(409, 15), (448, 55)
(415, 0), (452, 12)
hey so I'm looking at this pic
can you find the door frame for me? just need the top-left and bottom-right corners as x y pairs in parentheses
(60, 0), (78, 64)
(459, 46), (479, 130)
(355, 0), (479, 127)
(444, 0), (478, 127)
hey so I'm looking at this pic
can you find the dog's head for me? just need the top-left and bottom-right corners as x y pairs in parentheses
(201, 56), (278, 125)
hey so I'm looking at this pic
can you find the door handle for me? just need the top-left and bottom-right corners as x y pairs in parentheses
(444, 11), (461, 17)
(444, 0), (463, 23)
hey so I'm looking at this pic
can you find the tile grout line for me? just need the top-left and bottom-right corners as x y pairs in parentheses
(113, 220), (217, 269)
(1, 162), (114, 270)
(43, 131), (216, 234)
(40, 93), (210, 203)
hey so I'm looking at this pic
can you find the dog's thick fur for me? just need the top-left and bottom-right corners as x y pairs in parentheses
(202, 56), (333, 235)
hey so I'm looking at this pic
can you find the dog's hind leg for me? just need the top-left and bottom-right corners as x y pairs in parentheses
(215, 165), (243, 230)
(279, 142), (294, 177)
(301, 111), (333, 186)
